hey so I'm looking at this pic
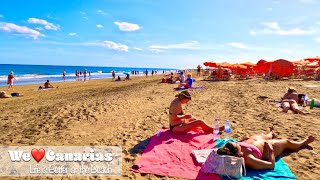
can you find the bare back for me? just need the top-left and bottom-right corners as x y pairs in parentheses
(282, 92), (299, 102)
(169, 98), (183, 125)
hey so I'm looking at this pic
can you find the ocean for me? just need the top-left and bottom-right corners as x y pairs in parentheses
(0, 64), (177, 86)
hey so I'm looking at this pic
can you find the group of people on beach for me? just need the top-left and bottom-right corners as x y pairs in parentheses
(74, 69), (91, 81)
(168, 89), (315, 170)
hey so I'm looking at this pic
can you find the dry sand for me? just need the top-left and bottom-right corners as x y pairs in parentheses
(0, 75), (319, 180)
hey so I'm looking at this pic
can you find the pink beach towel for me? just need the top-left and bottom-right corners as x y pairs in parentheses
(131, 129), (221, 180)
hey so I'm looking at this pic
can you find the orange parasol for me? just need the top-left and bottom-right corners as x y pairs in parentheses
(271, 59), (294, 77)
(292, 60), (310, 66)
(203, 62), (217, 67)
(217, 62), (232, 68)
(241, 62), (256, 67)
(231, 64), (247, 69)
(304, 56), (320, 62)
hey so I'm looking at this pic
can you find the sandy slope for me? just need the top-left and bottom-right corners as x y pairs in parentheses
(0, 75), (319, 180)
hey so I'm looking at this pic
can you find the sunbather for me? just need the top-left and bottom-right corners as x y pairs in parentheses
(38, 80), (57, 90)
(217, 126), (315, 170)
(281, 87), (305, 114)
(169, 91), (223, 134)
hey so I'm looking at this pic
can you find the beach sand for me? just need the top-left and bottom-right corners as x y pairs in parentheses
(0, 75), (319, 180)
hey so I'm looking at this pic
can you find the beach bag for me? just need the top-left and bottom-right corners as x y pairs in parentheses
(201, 150), (246, 179)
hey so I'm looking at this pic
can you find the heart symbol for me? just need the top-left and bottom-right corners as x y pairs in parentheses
(31, 148), (45, 163)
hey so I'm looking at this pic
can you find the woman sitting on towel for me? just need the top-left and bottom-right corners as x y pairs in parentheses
(217, 126), (315, 170)
(169, 91), (223, 134)
(281, 87), (305, 114)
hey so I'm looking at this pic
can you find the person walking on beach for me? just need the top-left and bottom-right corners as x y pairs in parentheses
(112, 70), (116, 80)
(83, 69), (87, 81)
(62, 70), (66, 81)
(197, 65), (201, 77)
(151, 70), (154, 76)
(7, 72), (16, 90)
(146, 69), (148, 78)
(169, 91), (224, 134)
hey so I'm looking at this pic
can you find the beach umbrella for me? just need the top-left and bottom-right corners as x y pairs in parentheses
(292, 60), (310, 66)
(203, 62), (217, 67)
(241, 62), (256, 67)
(231, 64), (247, 69)
(304, 56), (320, 62)
(306, 61), (319, 68)
(271, 59), (294, 77)
(256, 59), (272, 74)
(217, 62), (232, 68)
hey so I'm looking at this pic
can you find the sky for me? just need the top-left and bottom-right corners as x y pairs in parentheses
(0, 0), (320, 69)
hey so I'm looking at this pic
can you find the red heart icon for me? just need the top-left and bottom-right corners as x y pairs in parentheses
(31, 148), (45, 163)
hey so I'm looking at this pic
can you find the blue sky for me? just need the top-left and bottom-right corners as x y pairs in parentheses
(0, 0), (320, 68)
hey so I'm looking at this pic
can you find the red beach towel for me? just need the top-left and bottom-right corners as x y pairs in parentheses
(131, 129), (221, 180)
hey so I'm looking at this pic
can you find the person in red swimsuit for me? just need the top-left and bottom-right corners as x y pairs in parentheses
(217, 126), (315, 170)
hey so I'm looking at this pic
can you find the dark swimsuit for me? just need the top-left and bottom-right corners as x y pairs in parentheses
(169, 110), (183, 132)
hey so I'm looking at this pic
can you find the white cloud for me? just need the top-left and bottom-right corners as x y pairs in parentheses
(133, 47), (143, 51)
(97, 10), (107, 16)
(249, 30), (257, 36)
(227, 42), (248, 49)
(250, 22), (316, 36)
(35, 27), (44, 31)
(299, 0), (315, 3)
(80, 11), (88, 20)
(149, 49), (165, 53)
(0, 22), (44, 39)
(114, 21), (140, 32)
(149, 41), (200, 50)
(102, 41), (128, 52)
(0, 14), (3, 18)
(314, 37), (320, 43)
(68, 32), (77, 36)
(267, 7), (273, 11)
(28, 18), (59, 30)
(96, 24), (103, 28)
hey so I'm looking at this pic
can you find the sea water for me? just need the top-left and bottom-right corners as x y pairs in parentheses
(0, 64), (177, 86)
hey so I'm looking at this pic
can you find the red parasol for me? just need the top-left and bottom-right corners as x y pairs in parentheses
(271, 59), (294, 77)
(203, 62), (217, 67)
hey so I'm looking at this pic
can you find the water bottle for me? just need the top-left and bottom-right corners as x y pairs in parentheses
(224, 120), (231, 140)
(310, 98), (315, 109)
(304, 94), (309, 106)
(213, 118), (220, 141)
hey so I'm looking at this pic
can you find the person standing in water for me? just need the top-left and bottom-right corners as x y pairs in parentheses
(62, 70), (66, 81)
(112, 70), (116, 80)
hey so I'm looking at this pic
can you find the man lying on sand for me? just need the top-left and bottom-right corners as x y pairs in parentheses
(169, 91), (224, 134)
(217, 126), (315, 170)
(281, 87), (305, 114)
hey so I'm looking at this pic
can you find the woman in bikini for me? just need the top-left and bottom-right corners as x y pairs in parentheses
(217, 126), (315, 170)
(281, 87), (304, 114)
(169, 91), (223, 134)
